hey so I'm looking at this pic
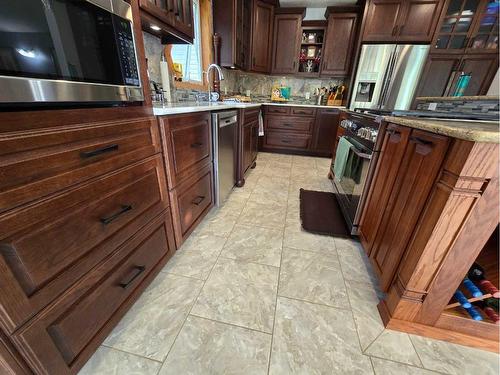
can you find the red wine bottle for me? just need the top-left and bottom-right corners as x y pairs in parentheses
(474, 301), (500, 324)
(468, 263), (500, 298)
(485, 297), (499, 311)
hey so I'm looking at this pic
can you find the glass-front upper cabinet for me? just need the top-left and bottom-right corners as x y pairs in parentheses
(434, 0), (481, 52)
(469, 0), (499, 52)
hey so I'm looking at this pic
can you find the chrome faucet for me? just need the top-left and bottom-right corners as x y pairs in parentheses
(205, 64), (225, 102)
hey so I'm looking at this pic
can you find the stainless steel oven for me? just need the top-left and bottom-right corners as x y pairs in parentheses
(0, 0), (143, 104)
(332, 112), (382, 235)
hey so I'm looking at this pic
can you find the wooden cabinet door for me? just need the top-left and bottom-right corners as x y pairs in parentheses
(359, 125), (411, 254)
(251, 121), (259, 163)
(312, 109), (340, 155)
(369, 129), (449, 291)
(173, 0), (194, 38)
(321, 12), (358, 76)
(250, 0), (274, 73)
(242, 123), (253, 172)
(459, 54), (498, 95)
(413, 54), (462, 98)
(467, 0), (499, 54)
(363, 0), (404, 42)
(139, 0), (172, 25)
(397, 0), (443, 42)
(271, 14), (302, 74)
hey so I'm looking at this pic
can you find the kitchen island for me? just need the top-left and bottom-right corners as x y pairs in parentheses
(358, 114), (499, 352)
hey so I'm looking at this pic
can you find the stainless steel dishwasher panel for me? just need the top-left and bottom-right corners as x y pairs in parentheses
(212, 111), (238, 206)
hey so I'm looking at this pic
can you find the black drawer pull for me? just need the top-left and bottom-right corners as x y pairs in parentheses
(100, 204), (133, 225)
(119, 266), (146, 289)
(282, 123), (293, 127)
(281, 140), (292, 144)
(386, 128), (402, 142)
(80, 144), (119, 159)
(191, 142), (203, 148)
(192, 195), (205, 205)
(295, 110), (309, 114)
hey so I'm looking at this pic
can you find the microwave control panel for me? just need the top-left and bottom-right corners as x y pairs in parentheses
(114, 16), (140, 87)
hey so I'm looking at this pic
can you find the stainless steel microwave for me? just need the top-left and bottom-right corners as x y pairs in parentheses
(0, 0), (144, 104)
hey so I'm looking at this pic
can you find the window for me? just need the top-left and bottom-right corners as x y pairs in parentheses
(170, 0), (203, 83)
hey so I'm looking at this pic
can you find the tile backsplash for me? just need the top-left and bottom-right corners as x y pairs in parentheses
(221, 69), (344, 99)
(142, 31), (345, 102)
(416, 97), (499, 115)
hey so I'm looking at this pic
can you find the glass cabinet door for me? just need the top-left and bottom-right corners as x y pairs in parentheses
(434, 0), (481, 51)
(468, 0), (499, 52)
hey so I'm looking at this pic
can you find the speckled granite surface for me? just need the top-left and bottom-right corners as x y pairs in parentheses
(384, 116), (500, 143)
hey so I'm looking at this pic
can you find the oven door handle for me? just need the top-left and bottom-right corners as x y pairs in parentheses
(350, 146), (372, 160)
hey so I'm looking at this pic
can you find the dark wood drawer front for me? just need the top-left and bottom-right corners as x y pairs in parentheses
(267, 116), (314, 133)
(265, 131), (311, 150)
(160, 112), (212, 188)
(266, 106), (290, 115)
(176, 167), (213, 236)
(243, 108), (260, 123)
(14, 212), (175, 374)
(0, 117), (159, 214)
(0, 156), (168, 331)
(290, 107), (316, 117)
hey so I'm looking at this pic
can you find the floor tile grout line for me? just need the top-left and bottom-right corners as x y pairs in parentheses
(157, 230), (231, 371)
(369, 355), (377, 374)
(368, 354), (450, 375)
(274, 294), (353, 312)
(408, 334), (429, 371)
(188, 313), (273, 336)
(217, 254), (281, 269)
(99, 344), (164, 364)
(333, 236), (380, 360)
(266, 166), (290, 375)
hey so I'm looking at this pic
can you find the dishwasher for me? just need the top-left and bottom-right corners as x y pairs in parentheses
(212, 111), (238, 206)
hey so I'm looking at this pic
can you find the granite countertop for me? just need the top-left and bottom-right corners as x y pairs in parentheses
(152, 101), (345, 115)
(416, 95), (499, 102)
(383, 116), (500, 143)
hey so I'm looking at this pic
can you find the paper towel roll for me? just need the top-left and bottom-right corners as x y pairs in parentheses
(160, 60), (172, 103)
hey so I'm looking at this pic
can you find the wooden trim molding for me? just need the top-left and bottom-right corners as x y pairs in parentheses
(166, 0), (213, 91)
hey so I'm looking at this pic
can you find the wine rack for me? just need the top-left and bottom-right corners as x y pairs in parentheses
(443, 225), (499, 325)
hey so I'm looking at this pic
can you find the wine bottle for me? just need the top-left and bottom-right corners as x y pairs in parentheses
(453, 291), (472, 308)
(468, 263), (500, 298)
(485, 297), (499, 311)
(463, 278), (483, 298)
(464, 305), (483, 321)
(475, 301), (500, 324)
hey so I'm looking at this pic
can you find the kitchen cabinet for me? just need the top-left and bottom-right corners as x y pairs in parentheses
(312, 108), (340, 156)
(158, 112), (214, 247)
(237, 108), (260, 187)
(363, 0), (443, 43)
(322, 9), (358, 77)
(432, 0), (498, 54)
(0, 106), (177, 374)
(271, 10), (304, 74)
(361, 126), (449, 292)
(250, 0), (274, 73)
(140, 0), (194, 43)
(214, 0), (252, 69)
(414, 53), (497, 98)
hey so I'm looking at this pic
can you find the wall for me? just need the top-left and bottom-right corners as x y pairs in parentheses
(142, 32), (164, 84)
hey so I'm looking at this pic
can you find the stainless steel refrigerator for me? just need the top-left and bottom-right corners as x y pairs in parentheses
(349, 44), (430, 111)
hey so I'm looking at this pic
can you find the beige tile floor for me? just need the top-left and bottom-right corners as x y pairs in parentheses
(80, 152), (500, 375)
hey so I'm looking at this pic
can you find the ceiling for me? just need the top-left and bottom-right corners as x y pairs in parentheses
(279, 0), (357, 7)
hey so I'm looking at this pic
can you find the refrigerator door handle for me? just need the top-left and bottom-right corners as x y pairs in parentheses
(379, 48), (398, 109)
(376, 49), (395, 109)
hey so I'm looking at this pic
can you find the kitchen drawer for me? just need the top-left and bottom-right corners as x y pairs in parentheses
(0, 117), (160, 214)
(290, 107), (316, 117)
(13, 211), (175, 374)
(170, 165), (214, 246)
(242, 107), (260, 124)
(0, 155), (168, 332)
(159, 112), (212, 188)
(265, 131), (311, 150)
(265, 105), (290, 115)
(266, 116), (314, 133)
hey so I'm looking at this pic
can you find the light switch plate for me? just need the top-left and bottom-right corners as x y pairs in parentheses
(428, 102), (438, 111)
